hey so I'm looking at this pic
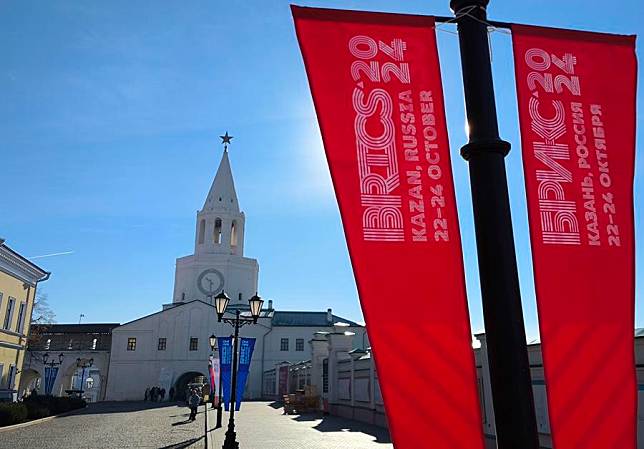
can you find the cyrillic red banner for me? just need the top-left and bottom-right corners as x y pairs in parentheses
(292, 7), (484, 448)
(512, 25), (637, 449)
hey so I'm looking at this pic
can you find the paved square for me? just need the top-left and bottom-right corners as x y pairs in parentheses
(207, 402), (393, 449)
(0, 401), (392, 448)
(0, 401), (206, 449)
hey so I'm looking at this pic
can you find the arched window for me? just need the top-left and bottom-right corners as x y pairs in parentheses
(214, 218), (222, 244)
(198, 219), (205, 244)
(231, 220), (238, 247)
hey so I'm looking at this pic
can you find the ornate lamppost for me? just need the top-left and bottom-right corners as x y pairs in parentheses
(209, 334), (224, 429)
(42, 352), (64, 368)
(214, 290), (264, 449)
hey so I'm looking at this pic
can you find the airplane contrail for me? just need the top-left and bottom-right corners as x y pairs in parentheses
(28, 251), (75, 260)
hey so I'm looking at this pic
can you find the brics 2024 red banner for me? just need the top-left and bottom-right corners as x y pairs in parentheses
(292, 7), (484, 449)
(513, 25), (637, 449)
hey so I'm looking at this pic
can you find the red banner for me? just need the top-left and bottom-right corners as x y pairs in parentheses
(292, 7), (484, 448)
(512, 25), (637, 449)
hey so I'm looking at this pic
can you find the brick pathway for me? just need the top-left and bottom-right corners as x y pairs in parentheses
(0, 401), (206, 449)
(206, 402), (393, 449)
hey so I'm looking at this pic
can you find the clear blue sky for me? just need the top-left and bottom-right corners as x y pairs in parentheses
(1, 0), (642, 339)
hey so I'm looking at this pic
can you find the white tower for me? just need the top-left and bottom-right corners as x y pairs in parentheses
(172, 137), (259, 307)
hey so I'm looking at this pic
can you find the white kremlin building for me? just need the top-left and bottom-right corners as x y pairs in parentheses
(104, 145), (367, 401)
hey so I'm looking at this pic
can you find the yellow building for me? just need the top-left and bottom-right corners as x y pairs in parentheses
(0, 239), (49, 401)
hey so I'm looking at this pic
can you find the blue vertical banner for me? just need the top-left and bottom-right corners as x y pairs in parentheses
(217, 337), (232, 411)
(235, 337), (256, 411)
(43, 366), (58, 395)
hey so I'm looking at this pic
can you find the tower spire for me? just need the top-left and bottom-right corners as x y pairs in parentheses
(203, 132), (239, 212)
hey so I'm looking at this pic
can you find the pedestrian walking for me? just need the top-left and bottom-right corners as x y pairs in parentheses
(160, 388), (166, 401)
(144, 387), (150, 401)
(169, 387), (175, 401)
(188, 389), (200, 421)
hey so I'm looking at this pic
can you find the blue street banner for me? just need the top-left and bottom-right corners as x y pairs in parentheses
(217, 337), (232, 411)
(43, 366), (58, 395)
(235, 337), (256, 411)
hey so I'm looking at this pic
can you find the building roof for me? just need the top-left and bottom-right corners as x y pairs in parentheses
(203, 149), (239, 213)
(31, 323), (120, 334)
(271, 311), (361, 327)
(0, 242), (49, 285)
(117, 299), (363, 330)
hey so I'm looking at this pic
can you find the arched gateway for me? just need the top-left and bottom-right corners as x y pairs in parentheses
(174, 371), (209, 401)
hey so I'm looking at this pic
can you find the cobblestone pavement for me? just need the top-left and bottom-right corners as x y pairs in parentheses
(207, 402), (393, 449)
(0, 401), (392, 449)
(0, 401), (206, 449)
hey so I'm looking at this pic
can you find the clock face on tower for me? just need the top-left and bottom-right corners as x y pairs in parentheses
(197, 268), (225, 296)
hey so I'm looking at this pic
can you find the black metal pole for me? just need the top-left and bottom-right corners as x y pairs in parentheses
(449, 1), (540, 448)
(204, 399), (209, 449)
(222, 311), (240, 449)
(78, 365), (86, 397)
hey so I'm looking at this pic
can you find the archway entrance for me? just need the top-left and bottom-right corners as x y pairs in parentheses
(174, 371), (209, 401)
(18, 369), (41, 399)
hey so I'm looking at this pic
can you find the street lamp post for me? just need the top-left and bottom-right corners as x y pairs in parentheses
(214, 291), (264, 449)
(209, 334), (224, 429)
(76, 357), (94, 398)
(42, 352), (64, 368)
(449, 1), (540, 448)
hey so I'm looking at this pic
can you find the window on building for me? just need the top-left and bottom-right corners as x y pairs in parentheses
(296, 338), (304, 352)
(280, 338), (289, 351)
(127, 338), (136, 351)
(214, 218), (222, 244)
(16, 302), (26, 334)
(91, 338), (97, 350)
(322, 358), (329, 393)
(7, 365), (15, 389)
(158, 338), (167, 351)
(189, 337), (198, 351)
(231, 220), (238, 246)
(45, 339), (51, 350)
(3, 297), (15, 329)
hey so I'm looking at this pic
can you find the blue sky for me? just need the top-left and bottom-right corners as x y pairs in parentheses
(0, 0), (642, 339)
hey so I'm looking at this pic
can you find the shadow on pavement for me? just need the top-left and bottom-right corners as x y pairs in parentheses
(293, 413), (392, 444)
(158, 436), (203, 449)
(171, 419), (194, 426)
(67, 401), (179, 417)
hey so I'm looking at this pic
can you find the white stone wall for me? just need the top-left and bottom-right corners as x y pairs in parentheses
(21, 350), (111, 401)
(172, 254), (259, 305)
(105, 301), (367, 402)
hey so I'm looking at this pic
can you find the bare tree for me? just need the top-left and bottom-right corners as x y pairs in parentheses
(28, 291), (56, 347)
(32, 291), (56, 325)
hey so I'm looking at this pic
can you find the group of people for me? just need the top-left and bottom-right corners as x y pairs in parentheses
(142, 384), (201, 422)
(144, 385), (169, 402)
